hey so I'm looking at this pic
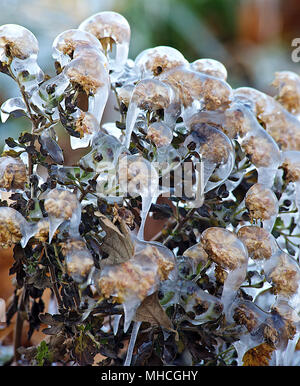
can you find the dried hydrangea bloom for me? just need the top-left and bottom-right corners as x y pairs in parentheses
(0, 24), (39, 60)
(78, 11), (130, 72)
(61, 237), (94, 283)
(44, 188), (81, 241)
(146, 121), (173, 147)
(245, 183), (278, 222)
(272, 71), (300, 115)
(159, 66), (232, 111)
(234, 87), (300, 151)
(124, 79), (176, 148)
(52, 29), (105, 68)
(264, 251), (300, 298)
(134, 46), (188, 77)
(0, 156), (26, 190)
(201, 227), (248, 271)
(190, 58), (227, 80)
(0, 207), (30, 248)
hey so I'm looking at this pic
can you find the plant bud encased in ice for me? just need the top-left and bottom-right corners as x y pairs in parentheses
(0, 156), (26, 190)
(245, 183), (278, 222)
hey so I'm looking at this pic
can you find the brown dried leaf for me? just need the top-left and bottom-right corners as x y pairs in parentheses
(242, 343), (275, 366)
(134, 292), (173, 331)
(98, 214), (135, 266)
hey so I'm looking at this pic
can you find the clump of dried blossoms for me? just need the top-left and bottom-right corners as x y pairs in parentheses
(1, 11), (300, 368)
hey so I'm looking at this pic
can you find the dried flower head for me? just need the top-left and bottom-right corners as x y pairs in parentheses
(237, 226), (277, 260)
(245, 184), (278, 221)
(135, 46), (188, 77)
(160, 67), (232, 109)
(116, 84), (134, 107)
(146, 121), (173, 147)
(44, 188), (79, 221)
(64, 54), (108, 94)
(0, 156), (26, 190)
(79, 11), (130, 53)
(185, 120), (233, 165)
(281, 151), (300, 183)
(241, 133), (280, 168)
(272, 71), (300, 115)
(191, 58), (227, 80)
(233, 301), (261, 333)
(267, 252), (300, 297)
(0, 207), (24, 248)
(0, 24), (38, 60)
(73, 111), (99, 139)
(131, 79), (174, 111)
(201, 227), (248, 271)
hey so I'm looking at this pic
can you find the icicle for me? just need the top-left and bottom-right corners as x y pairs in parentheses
(113, 314), (122, 336)
(123, 321), (142, 366)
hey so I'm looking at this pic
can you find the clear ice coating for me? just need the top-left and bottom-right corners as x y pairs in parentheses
(124, 79), (176, 148)
(0, 155), (27, 191)
(94, 238), (175, 332)
(52, 29), (107, 69)
(0, 206), (35, 248)
(63, 54), (110, 124)
(63, 237), (95, 284)
(272, 71), (300, 116)
(123, 321), (142, 366)
(78, 11), (130, 79)
(245, 183), (279, 232)
(43, 188), (81, 242)
(234, 86), (300, 151)
(281, 150), (300, 215)
(146, 121), (173, 148)
(200, 227), (248, 319)
(68, 111), (100, 150)
(0, 24), (44, 95)
(39, 129), (64, 164)
(183, 115), (235, 193)
(118, 155), (159, 239)
(134, 45), (188, 78)
(190, 58), (228, 80)
(1, 97), (27, 123)
(159, 66), (233, 119)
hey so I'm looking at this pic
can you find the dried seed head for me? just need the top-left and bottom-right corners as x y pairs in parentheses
(64, 54), (109, 94)
(135, 46), (188, 77)
(44, 188), (79, 221)
(0, 156), (26, 190)
(146, 121), (173, 147)
(266, 252), (300, 297)
(272, 71), (300, 115)
(191, 58), (227, 81)
(160, 67), (232, 109)
(281, 151), (300, 183)
(241, 133), (280, 168)
(245, 183), (278, 221)
(131, 79), (174, 111)
(79, 11), (130, 50)
(237, 226), (277, 260)
(116, 84), (134, 107)
(201, 227), (248, 271)
(0, 207), (24, 248)
(74, 112), (99, 139)
(0, 24), (38, 60)
(185, 120), (233, 165)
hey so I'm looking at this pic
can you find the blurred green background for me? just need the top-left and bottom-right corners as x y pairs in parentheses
(0, 0), (299, 143)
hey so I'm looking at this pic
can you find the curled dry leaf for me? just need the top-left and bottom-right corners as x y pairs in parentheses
(134, 291), (173, 332)
(97, 213), (135, 266)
